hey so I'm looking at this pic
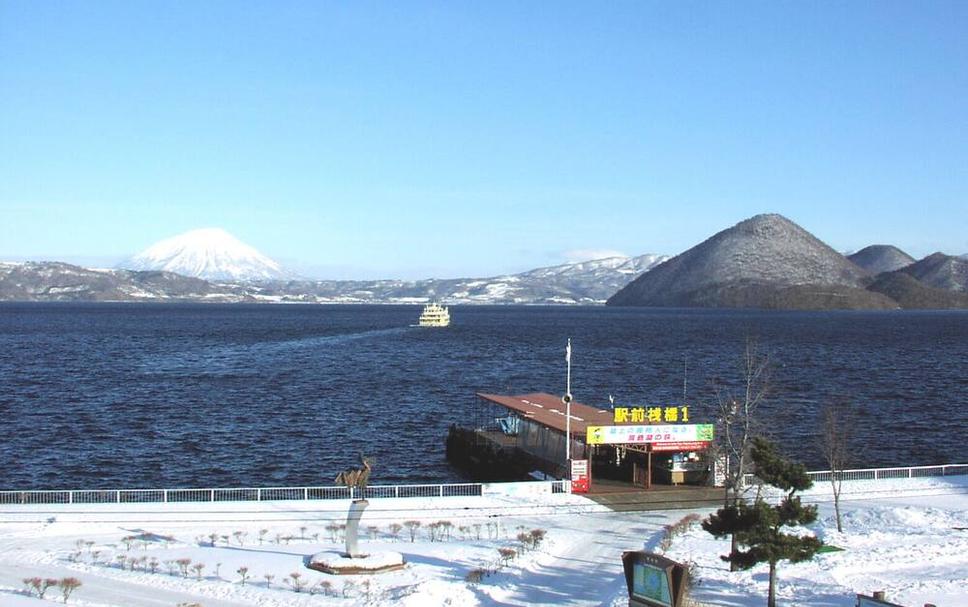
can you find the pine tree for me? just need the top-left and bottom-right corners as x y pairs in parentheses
(702, 437), (822, 607)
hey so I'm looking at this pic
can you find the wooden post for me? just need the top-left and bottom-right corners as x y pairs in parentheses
(646, 447), (653, 490)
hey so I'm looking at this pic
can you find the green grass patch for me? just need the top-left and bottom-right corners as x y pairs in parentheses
(818, 544), (845, 553)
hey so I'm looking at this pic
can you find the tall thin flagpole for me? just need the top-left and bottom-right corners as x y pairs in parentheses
(565, 338), (572, 463)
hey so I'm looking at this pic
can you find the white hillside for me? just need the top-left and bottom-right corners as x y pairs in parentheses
(121, 228), (288, 281)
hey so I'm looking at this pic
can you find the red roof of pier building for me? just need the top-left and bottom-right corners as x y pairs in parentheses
(476, 392), (614, 438)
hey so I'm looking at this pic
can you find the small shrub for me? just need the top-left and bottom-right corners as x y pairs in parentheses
(659, 514), (701, 554)
(465, 568), (486, 585)
(38, 578), (58, 599)
(176, 558), (192, 578)
(191, 562), (205, 580)
(388, 523), (403, 540)
(233, 530), (248, 546)
(403, 520), (421, 542)
(263, 573), (274, 588)
(237, 566), (249, 586)
(529, 528), (547, 550)
(287, 571), (307, 593)
(427, 521), (440, 542)
(22, 577), (41, 597)
(498, 547), (517, 567)
(342, 579), (357, 597)
(60, 577), (82, 603)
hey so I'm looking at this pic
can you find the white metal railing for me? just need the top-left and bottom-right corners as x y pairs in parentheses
(0, 481), (555, 506)
(743, 463), (968, 487)
(3, 464), (960, 506)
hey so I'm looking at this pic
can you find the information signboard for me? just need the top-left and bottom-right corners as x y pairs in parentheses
(586, 424), (714, 446)
(570, 459), (589, 493)
(621, 551), (688, 607)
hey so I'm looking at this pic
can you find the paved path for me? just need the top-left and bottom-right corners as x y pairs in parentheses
(477, 510), (673, 606)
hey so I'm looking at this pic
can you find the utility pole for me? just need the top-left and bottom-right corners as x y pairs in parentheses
(564, 338), (573, 463)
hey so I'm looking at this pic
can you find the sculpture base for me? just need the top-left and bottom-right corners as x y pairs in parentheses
(307, 550), (406, 575)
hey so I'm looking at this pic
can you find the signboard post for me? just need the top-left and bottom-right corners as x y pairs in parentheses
(570, 459), (589, 493)
(621, 551), (689, 607)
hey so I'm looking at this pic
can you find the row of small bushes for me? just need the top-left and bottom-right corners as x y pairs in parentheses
(466, 528), (548, 584)
(22, 577), (81, 602)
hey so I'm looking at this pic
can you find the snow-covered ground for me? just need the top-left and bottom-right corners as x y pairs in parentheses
(1, 476), (965, 606)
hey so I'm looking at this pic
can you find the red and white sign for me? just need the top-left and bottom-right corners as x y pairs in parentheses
(570, 459), (589, 493)
(650, 441), (712, 453)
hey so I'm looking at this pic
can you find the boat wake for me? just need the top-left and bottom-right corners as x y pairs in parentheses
(139, 327), (410, 376)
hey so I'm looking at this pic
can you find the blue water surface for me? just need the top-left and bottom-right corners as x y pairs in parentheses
(1, 303), (965, 489)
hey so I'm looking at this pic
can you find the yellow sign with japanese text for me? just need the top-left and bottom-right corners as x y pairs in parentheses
(612, 406), (689, 424)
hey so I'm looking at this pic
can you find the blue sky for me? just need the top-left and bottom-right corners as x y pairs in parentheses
(1, 1), (966, 279)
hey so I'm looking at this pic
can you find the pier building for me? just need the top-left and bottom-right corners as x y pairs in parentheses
(446, 392), (715, 494)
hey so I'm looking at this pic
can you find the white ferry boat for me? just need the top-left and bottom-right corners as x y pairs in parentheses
(417, 302), (450, 327)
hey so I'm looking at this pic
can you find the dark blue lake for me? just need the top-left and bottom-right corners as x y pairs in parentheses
(1, 303), (965, 490)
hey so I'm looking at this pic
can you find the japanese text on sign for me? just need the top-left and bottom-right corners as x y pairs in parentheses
(586, 423), (714, 445)
(613, 406), (689, 424)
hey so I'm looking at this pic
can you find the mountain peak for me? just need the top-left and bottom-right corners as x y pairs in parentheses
(120, 228), (288, 281)
(848, 245), (915, 274)
(607, 213), (877, 309)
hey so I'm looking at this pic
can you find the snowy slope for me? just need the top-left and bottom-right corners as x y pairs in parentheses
(121, 228), (288, 281)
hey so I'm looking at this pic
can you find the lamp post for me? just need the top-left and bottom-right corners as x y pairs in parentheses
(564, 338), (573, 464)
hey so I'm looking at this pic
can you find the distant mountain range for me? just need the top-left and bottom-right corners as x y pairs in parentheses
(3, 218), (965, 309)
(0, 262), (233, 302)
(0, 254), (668, 305)
(608, 214), (968, 310)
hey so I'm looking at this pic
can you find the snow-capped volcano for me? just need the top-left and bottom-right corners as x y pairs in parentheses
(121, 228), (288, 281)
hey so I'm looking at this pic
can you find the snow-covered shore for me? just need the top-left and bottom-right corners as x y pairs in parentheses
(1, 476), (965, 606)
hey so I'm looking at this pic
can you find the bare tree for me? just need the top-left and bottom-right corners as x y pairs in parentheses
(715, 339), (770, 502)
(712, 338), (770, 570)
(818, 401), (854, 533)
